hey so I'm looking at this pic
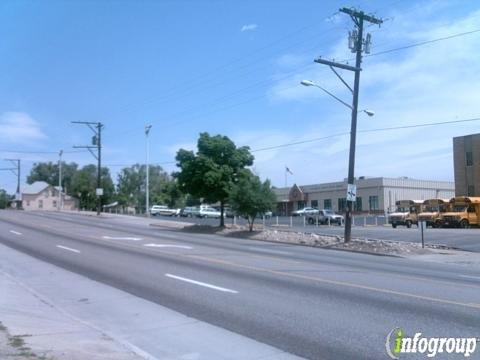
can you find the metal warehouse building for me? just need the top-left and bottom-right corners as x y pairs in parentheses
(273, 177), (454, 216)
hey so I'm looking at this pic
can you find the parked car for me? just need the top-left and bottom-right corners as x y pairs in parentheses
(261, 211), (273, 218)
(150, 205), (179, 216)
(292, 207), (319, 216)
(306, 209), (343, 225)
(224, 207), (235, 218)
(198, 207), (221, 218)
(180, 206), (200, 217)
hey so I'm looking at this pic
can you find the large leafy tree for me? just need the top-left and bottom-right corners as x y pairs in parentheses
(229, 171), (276, 232)
(27, 161), (78, 194)
(71, 165), (114, 210)
(175, 132), (254, 226)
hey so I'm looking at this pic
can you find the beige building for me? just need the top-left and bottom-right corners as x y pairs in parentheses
(453, 133), (480, 196)
(22, 181), (79, 211)
(274, 177), (454, 215)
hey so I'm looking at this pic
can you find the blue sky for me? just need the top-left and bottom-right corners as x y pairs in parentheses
(1, 0), (480, 193)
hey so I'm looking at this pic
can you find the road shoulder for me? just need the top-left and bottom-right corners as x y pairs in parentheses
(0, 243), (301, 360)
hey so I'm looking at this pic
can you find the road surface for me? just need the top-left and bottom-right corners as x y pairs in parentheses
(0, 210), (479, 359)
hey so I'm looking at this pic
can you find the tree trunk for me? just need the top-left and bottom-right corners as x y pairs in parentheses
(248, 215), (256, 232)
(220, 200), (225, 227)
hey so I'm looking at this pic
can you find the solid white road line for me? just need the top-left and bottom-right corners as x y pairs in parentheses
(144, 244), (192, 249)
(56, 245), (81, 253)
(102, 236), (142, 241)
(248, 247), (291, 255)
(165, 274), (238, 294)
(9, 230), (22, 236)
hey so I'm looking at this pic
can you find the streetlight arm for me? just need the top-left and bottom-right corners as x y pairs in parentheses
(312, 84), (353, 110)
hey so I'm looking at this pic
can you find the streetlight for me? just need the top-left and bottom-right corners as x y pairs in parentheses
(300, 80), (374, 117)
(58, 150), (63, 211)
(145, 125), (152, 217)
(301, 79), (375, 242)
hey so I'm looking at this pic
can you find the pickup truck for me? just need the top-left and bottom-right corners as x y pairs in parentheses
(306, 209), (344, 225)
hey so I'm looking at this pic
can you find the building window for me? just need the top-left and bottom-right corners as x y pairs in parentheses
(38, 200), (43, 209)
(311, 200), (318, 208)
(324, 199), (332, 210)
(338, 198), (347, 212)
(297, 201), (305, 209)
(355, 197), (362, 212)
(466, 151), (473, 166)
(369, 196), (379, 211)
(53, 200), (57, 208)
(26, 200), (30, 206)
(468, 185), (475, 196)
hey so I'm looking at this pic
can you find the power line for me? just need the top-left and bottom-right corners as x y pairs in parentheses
(0, 149), (87, 155)
(251, 116), (480, 152)
(116, 26), (480, 138)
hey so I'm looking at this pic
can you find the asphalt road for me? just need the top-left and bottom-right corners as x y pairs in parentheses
(162, 215), (480, 252)
(1, 210), (480, 359)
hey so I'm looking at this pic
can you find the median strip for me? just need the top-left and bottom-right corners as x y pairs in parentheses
(56, 245), (81, 253)
(9, 230), (22, 236)
(165, 273), (238, 294)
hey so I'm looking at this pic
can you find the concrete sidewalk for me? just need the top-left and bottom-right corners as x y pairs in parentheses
(0, 243), (301, 360)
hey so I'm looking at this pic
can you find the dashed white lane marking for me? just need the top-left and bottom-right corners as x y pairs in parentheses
(9, 230), (22, 236)
(165, 274), (238, 294)
(144, 244), (192, 249)
(459, 275), (480, 280)
(249, 247), (291, 255)
(102, 236), (142, 241)
(56, 245), (81, 253)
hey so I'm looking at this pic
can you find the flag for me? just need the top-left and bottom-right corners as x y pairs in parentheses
(285, 166), (293, 175)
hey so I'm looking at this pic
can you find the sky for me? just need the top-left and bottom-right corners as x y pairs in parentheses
(1, 0), (480, 194)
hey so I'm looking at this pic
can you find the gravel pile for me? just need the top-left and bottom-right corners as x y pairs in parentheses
(182, 224), (435, 256)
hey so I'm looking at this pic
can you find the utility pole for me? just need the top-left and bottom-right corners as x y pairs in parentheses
(72, 122), (103, 215)
(58, 150), (63, 211)
(145, 124), (152, 217)
(1, 159), (21, 209)
(314, 7), (382, 242)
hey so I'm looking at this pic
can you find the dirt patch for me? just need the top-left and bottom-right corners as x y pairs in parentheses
(181, 224), (437, 256)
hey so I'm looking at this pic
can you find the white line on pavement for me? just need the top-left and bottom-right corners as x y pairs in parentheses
(9, 230), (22, 236)
(102, 236), (142, 241)
(165, 274), (238, 294)
(248, 247), (291, 255)
(144, 244), (192, 249)
(56, 245), (81, 253)
(459, 275), (480, 280)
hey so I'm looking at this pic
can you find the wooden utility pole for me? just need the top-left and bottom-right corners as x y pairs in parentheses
(315, 8), (382, 242)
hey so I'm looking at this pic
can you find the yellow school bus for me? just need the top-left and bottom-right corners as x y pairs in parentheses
(389, 200), (423, 228)
(441, 197), (480, 228)
(418, 199), (450, 228)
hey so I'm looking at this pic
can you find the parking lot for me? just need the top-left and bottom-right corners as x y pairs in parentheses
(152, 214), (480, 252)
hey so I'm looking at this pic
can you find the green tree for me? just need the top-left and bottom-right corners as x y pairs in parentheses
(0, 189), (12, 209)
(71, 165), (114, 210)
(27, 161), (78, 195)
(175, 132), (254, 226)
(116, 164), (183, 211)
(229, 171), (276, 231)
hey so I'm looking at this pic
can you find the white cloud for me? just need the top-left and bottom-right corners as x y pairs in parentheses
(0, 112), (47, 144)
(241, 24), (258, 32)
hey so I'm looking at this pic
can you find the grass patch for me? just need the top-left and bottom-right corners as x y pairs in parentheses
(8, 335), (26, 348)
